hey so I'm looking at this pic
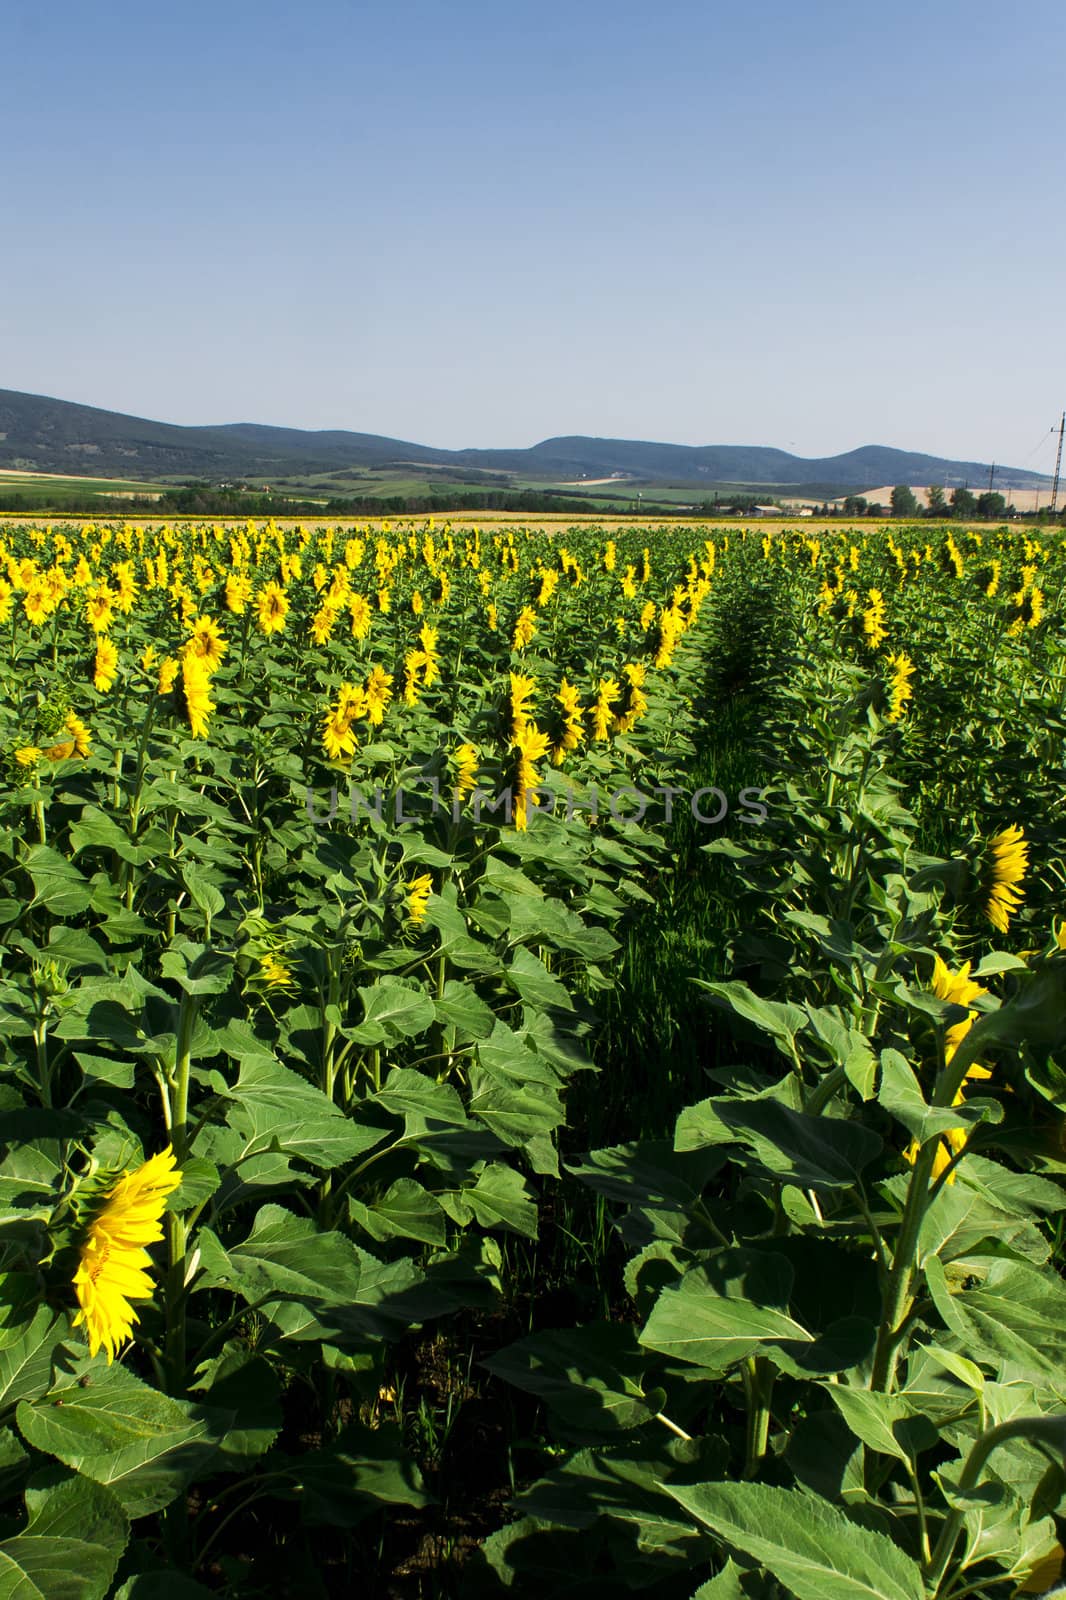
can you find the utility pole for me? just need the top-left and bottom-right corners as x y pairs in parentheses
(987, 461), (996, 493)
(1051, 411), (1065, 515)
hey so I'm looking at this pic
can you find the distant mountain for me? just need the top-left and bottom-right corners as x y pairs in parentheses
(0, 388), (1054, 495)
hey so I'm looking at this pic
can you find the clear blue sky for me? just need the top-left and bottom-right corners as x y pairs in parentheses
(4, 0), (1065, 471)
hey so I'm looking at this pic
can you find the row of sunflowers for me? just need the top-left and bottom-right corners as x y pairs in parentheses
(0, 514), (1062, 1597)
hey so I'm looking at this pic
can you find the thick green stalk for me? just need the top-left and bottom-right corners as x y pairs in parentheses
(741, 1356), (774, 1478)
(164, 989), (200, 1392)
(870, 1031), (987, 1393)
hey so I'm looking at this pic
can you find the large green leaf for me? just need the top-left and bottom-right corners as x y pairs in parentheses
(294, 1421), (429, 1526)
(468, 1067), (564, 1154)
(0, 1475), (128, 1600)
(926, 1256), (1066, 1384)
(0, 1305), (70, 1415)
(693, 981), (808, 1059)
(196, 1204), (431, 1344)
(459, 1164), (538, 1238)
(878, 1050), (999, 1146)
(373, 1066), (469, 1127)
(223, 1054), (381, 1170)
(504, 947), (575, 1012)
(349, 1178), (450, 1246)
(22, 845), (93, 916)
(640, 1250), (811, 1373)
(351, 980), (436, 1045)
(677, 1097), (881, 1190)
(666, 1480), (925, 1600)
(484, 1323), (665, 1434)
(433, 980), (497, 1040)
(189, 1347), (282, 1469)
(16, 1359), (233, 1517)
(824, 1386), (915, 1464)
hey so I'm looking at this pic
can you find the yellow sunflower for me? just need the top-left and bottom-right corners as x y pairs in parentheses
(182, 657), (215, 739)
(256, 581), (290, 636)
(72, 1146), (183, 1363)
(885, 652), (915, 723)
(183, 615), (227, 674)
(405, 873), (433, 926)
(93, 638), (119, 693)
(984, 824), (1028, 934)
(903, 958), (992, 1184)
(453, 742), (479, 796)
(511, 723), (551, 832)
(158, 656), (180, 695)
(259, 954), (294, 990)
(363, 665), (393, 726)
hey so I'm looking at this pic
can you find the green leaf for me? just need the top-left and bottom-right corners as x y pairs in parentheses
(114, 1575), (217, 1599)
(824, 1386), (914, 1464)
(484, 1323), (664, 1433)
(43, 927), (109, 972)
(295, 1421), (429, 1526)
(666, 1480), (925, 1600)
(468, 1069), (564, 1155)
(462, 1164), (538, 1238)
(159, 941), (233, 996)
(568, 1140), (723, 1214)
(223, 1054), (382, 1170)
(925, 1256), (1066, 1383)
(22, 845), (93, 916)
(805, 1008), (877, 1101)
(0, 1307), (70, 1413)
(477, 1020), (562, 1089)
(878, 1049), (989, 1145)
(189, 1348), (281, 1469)
(0, 1427), (28, 1499)
(349, 1179), (449, 1247)
(167, 1157), (219, 1213)
(958, 1156), (1066, 1217)
(694, 980), (808, 1059)
(433, 980), (496, 1040)
(692, 1562), (747, 1599)
(504, 948), (574, 1012)
(699, 1099), (882, 1190)
(513, 1444), (705, 1560)
(69, 805), (149, 865)
(374, 1067), (469, 1127)
(351, 981), (436, 1045)
(196, 1205), (429, 1344)
(181, 864), (226, 921)
(196, 1205), (363, 1306)
(0, 1475), (128, 1600)
(640, 1250), (811, 1373)
(16, 1360), (234, 1517)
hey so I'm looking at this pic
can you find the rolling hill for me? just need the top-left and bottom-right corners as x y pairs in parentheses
(0, 388), (1054, 498)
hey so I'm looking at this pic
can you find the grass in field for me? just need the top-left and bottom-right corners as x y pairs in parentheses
(0, 471), (167, 503)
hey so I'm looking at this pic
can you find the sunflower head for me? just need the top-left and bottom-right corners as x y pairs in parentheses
(983, 824), (1029, 935)
(71, 1146), (182, 1363)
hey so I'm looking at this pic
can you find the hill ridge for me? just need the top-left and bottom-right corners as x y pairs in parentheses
(0, 388), (1053, 494)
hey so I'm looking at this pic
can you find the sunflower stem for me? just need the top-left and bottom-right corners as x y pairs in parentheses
(164, 990), (200, 1391)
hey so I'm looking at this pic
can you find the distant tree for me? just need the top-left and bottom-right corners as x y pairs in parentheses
(890, 484), (918, 516)
(951, 487), (977, 519)
(842, 494), (868, 516)
(926, 484), (946, 516)
(976, 490), (1006, 518)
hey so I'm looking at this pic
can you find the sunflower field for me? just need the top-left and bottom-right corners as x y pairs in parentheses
(0, 514), (1064, 1600)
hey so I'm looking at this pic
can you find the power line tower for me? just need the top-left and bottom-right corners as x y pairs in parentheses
(1051, 411), (1065, 516)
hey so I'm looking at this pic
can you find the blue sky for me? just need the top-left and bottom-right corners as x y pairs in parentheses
(4, 0), (1065, 470)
